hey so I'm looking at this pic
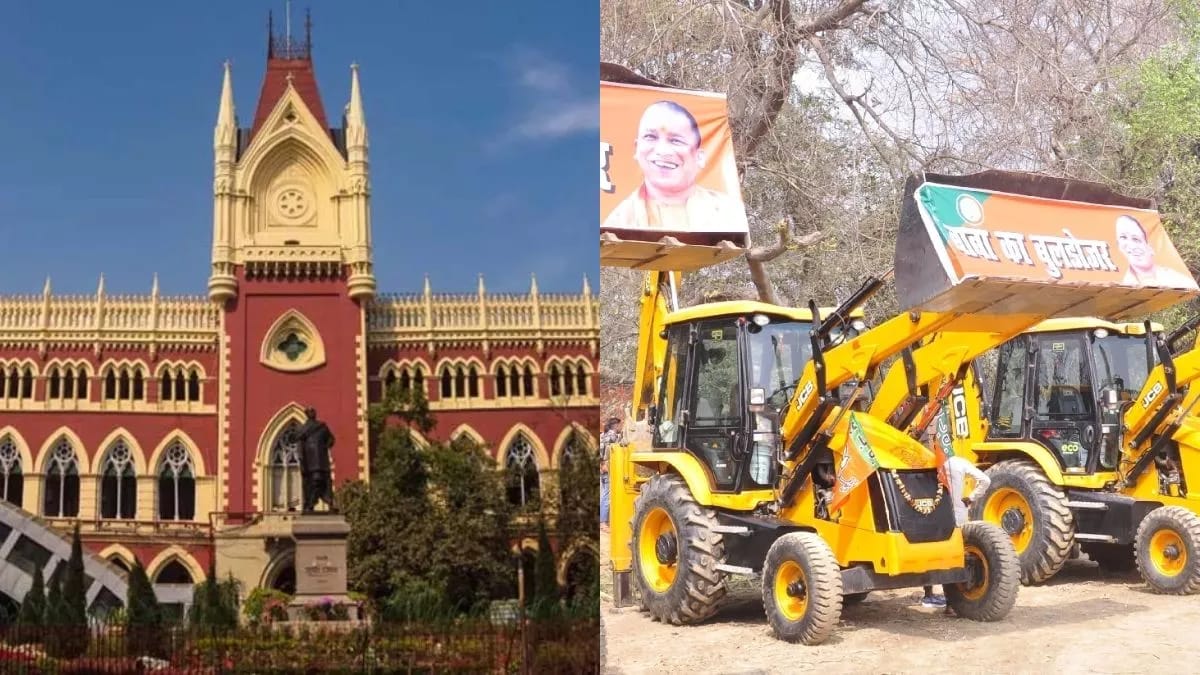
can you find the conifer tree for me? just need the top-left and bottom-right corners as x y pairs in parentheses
(125, 556), (164, 657)
(16, 565), (46, 643)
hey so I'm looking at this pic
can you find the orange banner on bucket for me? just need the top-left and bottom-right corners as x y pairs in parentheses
(601, 81), (749, 237)
(916, 182), (1199, 290)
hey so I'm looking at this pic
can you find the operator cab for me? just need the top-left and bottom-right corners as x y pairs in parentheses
(986, 319), (1160, 474)
(648, 301), (868, 493)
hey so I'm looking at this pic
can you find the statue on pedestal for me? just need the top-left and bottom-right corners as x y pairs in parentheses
(296, 406), (336, 513)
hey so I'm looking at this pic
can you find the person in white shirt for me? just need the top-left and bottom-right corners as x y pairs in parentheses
(922, 454), (991, 608)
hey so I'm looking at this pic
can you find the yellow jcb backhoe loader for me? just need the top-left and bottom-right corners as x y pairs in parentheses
(856, 174), (1200, 594)
(606, 170), (1191, 644)
(939, 315), (1200, 594)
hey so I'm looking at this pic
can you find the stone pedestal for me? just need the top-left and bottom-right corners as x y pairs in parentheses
(285, 514), (362, 622)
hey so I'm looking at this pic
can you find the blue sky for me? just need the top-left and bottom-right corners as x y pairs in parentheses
(0, 1), (597, 296)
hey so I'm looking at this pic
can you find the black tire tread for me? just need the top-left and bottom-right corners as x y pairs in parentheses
(1135, 505), (1200, 595)
(760, 532), (843, 645)
(976, 459), (1075, 585)
(946, 521), (1020, 622)
(631, 473), (727, 624)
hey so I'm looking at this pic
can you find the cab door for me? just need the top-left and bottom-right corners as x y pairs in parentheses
(1027, 331), (1099, 473)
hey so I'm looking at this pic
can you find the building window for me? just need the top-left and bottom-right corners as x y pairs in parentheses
(496, 362), (537, 398)
(158, 441), (195, 521)
(1, 365), (35, 401)
(505, 435), (540, 507)
(439, 363), (480, 399)
(100, 440), (137, 519)
(43, 438), (80, 518)
(50, 366), (88, 401)
(160, 367), (203, 403)
(104, 365), (146, 402)
(384, 364), (425, 397)
(548, 364), (561, 397)
(155, 559), (194, 585)
(269, 420), (303, 512)
(0, 436), (22, 507)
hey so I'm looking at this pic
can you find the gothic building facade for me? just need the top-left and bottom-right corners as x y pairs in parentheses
(0, 23), (598, 615)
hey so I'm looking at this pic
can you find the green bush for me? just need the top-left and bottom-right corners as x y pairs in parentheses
(242, 587), (291, 626)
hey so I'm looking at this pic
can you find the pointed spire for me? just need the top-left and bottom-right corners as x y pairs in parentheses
(582, 274), (591, 296)
(42, 277), (52, 297)
(423, 274), (431, 296)
(215, 60), (237, 149)
(529, 273), (539, 296)
(346, 62), (368, 152)
(151, 273), (160, 298)
(477, 273), (486, 296)
(96, 274), (105, 297)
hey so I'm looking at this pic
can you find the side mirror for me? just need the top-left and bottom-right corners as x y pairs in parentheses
(749, 387), (766, 406)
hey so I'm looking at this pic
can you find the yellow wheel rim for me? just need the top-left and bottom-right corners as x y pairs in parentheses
(1150, 529), (1188, 577)
(638, 506), (678, 592)
(983, 488), (1034, 554)
(960, 544), (990, 601)
(773, 560), (809, 621)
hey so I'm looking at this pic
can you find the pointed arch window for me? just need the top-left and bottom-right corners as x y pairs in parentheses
(505, 434), (540, 507)
(158, 441), (196, 521)
(549, 365), (561, 397)
(100, 440), (137, 519)
(523, 365), (535, 397)
(269, 420), (303, 512)
(43, 439), (80, 518)
(0, 436), (22, 507)
(155, 559), (195, 585)
(575, 363), (589, 396)
(496, 365), (508, 397)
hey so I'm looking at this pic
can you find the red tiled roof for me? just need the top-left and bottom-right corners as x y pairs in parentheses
(248, 57), (330, 142)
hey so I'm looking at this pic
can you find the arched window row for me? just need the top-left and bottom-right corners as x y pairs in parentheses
(46, 362), (90, 401)
(439, 361), (482, 400)
(494, 359), (537, 398)
(0, 433), (200, 522)
(101, 362), (149, 402)
(381, 362), (426, 397)
(546, 358), (592, 398)
(382, 355), (594, 401)
(158, 363), (204, 403)
(0, 362), (36, 401)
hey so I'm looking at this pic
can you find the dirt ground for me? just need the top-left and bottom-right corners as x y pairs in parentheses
(599, 529), (1200, 674)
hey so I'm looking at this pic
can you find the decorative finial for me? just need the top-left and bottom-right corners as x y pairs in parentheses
(582, 274), (591, 295)
(478, 273), (486, 296)
(423, 274), (431, 295)
(286, 71), (295, 85)
(151, 273), (160, 296)
(351, 61), (359, 71)
(43, 277), (51, 297)
(530, 273), (539, 296)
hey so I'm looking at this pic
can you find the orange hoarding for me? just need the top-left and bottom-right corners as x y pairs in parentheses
(601, 81), (749, 238)
(916, 182), (1199, 291)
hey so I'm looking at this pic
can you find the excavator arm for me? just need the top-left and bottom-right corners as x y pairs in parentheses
(1119, 324), (1200, 486)
(628, 269), (682, 425)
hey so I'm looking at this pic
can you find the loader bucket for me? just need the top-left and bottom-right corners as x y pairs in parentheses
(600, 63), (750, 272)
(895, 170), (1199, 322)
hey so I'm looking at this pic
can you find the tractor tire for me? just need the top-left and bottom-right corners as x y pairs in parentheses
(1081, 542), (1136, 573)
(761, 532), (843, 645)
(945, 521), (1020, 622)
(1134, 506), (1200, 595)
(630, 473), (727, 624)
(843, 591), (870, 606)
(971, 459), (1075, 585)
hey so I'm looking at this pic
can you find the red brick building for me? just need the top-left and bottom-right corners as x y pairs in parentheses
(0, 20), (597, 614)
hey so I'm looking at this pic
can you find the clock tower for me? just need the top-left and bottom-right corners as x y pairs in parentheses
(208, 14), (374, 517)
